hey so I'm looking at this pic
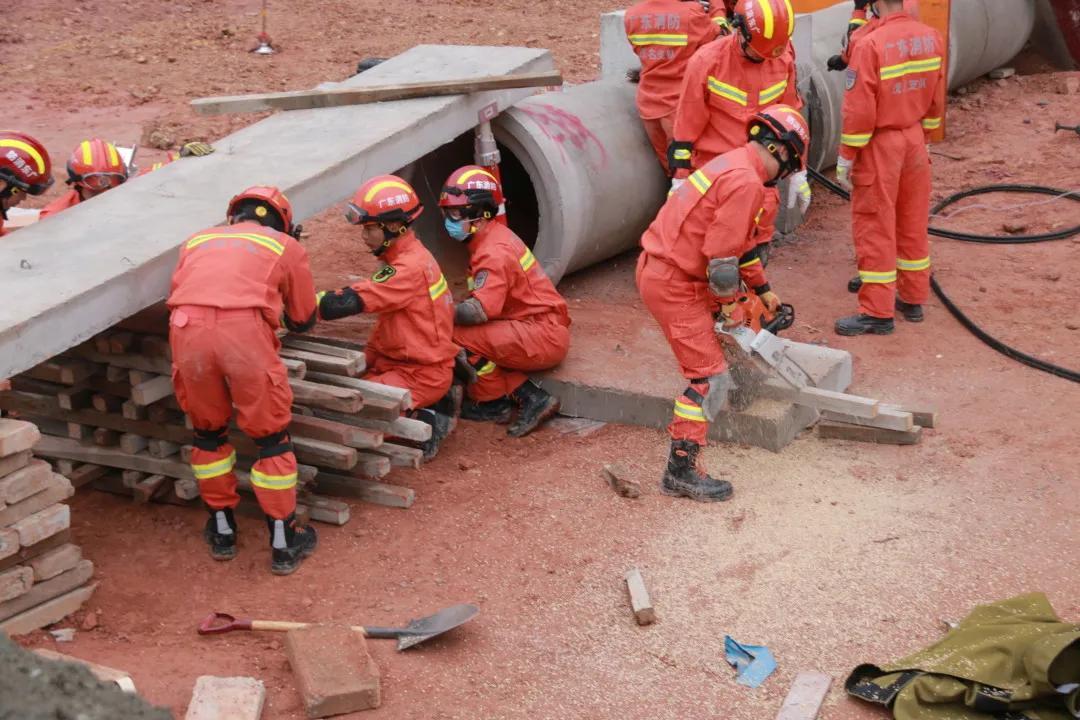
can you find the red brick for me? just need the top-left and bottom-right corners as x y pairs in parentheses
(0, 566), (33, 602)
(0, 450), (31, 479)
(0, 473), (73, 528)
(285, 624), (380, 717)
(29, 543), (81, 582)
(0, 460), (52, 505)
(0, 420), (40, 457)
(12, 503), (70, 547)
(185, 676), (266, 720)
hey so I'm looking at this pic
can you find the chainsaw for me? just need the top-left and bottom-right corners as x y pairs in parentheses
(715, 288), (815, 390)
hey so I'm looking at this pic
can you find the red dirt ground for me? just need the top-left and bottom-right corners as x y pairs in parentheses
(3, 2), (1080, 718)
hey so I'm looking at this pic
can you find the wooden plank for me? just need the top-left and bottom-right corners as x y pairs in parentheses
(816, 421), (922, 446)
(121, 470), (145, 489)
(775, 672), (833, 720)
(193, 69), (564, 115)
(0, 582), (97, 636)
(147, 439), (180, 459)
(174, 478), (200, 500)
(312, 472), (414, 508)
(128, 369), (155, 386)
(66, 423), (90, 441)
(24, 359), (97, 386)
(884, 404), (938, 429)
(289, 379), (363, 413)
(298, 494), (351, 526)
(282, 337), (366, 361)
(0, 418), (41, 457)
(66, 464), (108, 489)
(820, 408), (913, 432)
(57, 385), (94, 411)
(121, 400), (147, 420)
(760, 383), (879, 418)
(349, 453), (392, 480)
(106, 365), (129, 383)
(291, 437), (358, 471)
(279, 348), (363, 377)
(133, 474), (169, 504)
(281, 357), (306, 379)
(370, 442), (422, 469)
(131, 375), (173, 405)
(311, 409), (430, 442)
(305, 372), (409, 408)
(624, 567), (656, 626)
(119, 433), (149, 454)
(92, 394), (124, 413)
(289, 414), (382, 450)
(92, 428), (120, 447)
(0, 559), (93, 623)
(75, 347), (171, 376)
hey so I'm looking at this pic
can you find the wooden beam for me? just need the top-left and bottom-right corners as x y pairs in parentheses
(370, 442), (422, 469)
(289, 379), (364, 414)
(131, 375), (174, 406)
(281, 337), (366, 362)
(312, 472), (415, 509)
(192, 70), (564, 115)
(761, 382), (879, 418)
(816, 421), (922, 446)
(279, 348), (363, 377)
(289, 414), (382, 450)
(133, 474), (169, 504)
(305, 372), (409, 409)
(624, 567), (656, 626)
(775, 671), (832, 720)
(0, 582), (97, 636)
(820, 408), (913, 432)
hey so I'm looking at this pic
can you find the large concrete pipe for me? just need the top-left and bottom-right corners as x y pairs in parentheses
(400, 80), (668, 285)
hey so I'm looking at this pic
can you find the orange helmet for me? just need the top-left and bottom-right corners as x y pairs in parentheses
(438, 165), (503, 218)
(0, 131), (54, 196)
(344, 175), (423, 227)
(747, 104), (810, 177)
(66, 138), (128, 192)
(733, 0), (794, 60)
(227, 185), (295, 235)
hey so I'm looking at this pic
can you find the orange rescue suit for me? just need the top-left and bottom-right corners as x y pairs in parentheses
(453, 222), (571, 401)
(38, 189), (81, 219)
(347, 231), (457, 410)
(637, 144), (772, 444)
(625, 0), (726, 172)
(840, 12), (944, 318)
(672, 33), (801, 241)
(167, 221), (317, 520)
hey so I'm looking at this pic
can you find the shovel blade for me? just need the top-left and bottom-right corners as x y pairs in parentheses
(393, 603), (479, 651)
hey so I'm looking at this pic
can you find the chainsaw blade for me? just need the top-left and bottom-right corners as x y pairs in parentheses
(716, 323), (814, 389)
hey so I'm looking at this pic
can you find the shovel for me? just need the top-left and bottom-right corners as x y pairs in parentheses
(198, 603), (478, 651)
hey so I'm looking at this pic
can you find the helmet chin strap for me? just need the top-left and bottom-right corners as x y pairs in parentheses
(373, 223), (407, 256)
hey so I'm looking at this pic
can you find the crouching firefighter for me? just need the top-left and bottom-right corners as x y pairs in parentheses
(637, 104), (809, 501)
(439, 165), (571, 437)
(167, 186), (319, 575)
(316, 176), (458, 461)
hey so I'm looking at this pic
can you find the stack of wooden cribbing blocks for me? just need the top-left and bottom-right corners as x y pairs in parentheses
(0, 419), (96, 636)
(0, 330), (425, 527)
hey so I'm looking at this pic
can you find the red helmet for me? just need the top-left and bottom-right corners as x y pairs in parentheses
(734, 0), (794, 59)
(66, 139), (128, 192)
(227, 185), (295, 234)
(748, 104), (810, 175)
(0, 131), (53, 196)
(438, 165), (504, 218)
(344, 175), (422, 227)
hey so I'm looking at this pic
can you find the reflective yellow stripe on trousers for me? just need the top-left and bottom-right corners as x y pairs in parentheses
(192, 451), (237, 480)
(250, 468), (298, 490)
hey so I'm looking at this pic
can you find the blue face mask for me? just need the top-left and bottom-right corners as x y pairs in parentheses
(444, 216), (471, 242)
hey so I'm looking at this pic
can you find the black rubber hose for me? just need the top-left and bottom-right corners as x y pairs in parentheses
(806, 166), (1080, 383)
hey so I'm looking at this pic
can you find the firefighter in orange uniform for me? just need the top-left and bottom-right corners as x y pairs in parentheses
(0, 131), (53, 237)
(168, 186), (319, 575)
(316, 176), (458, 462)
(39, 139), (128, 218)
(670, 0), (807, 244)
(833, 0), (944, 335)
(624, 0), (730, 173)
(637, 105), (809, 501)
(827, 1), (873, 72)
(440, 166), (570, 438)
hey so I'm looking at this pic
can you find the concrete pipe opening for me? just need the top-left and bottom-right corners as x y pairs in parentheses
(399, 81), (668, 286)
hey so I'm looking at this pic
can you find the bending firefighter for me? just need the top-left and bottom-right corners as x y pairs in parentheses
(637, 104), (809, 501)
(168, 186), (319, 575)
(0, 131), (53, 237)
(670, 0), (808, 241)
(440, 166), (570, 437)
(834, 0), (944, 335)
(316, 175), (459, 462)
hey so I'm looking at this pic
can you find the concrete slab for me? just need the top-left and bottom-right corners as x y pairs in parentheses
(535, 298), (851, 453)
(0, 45), (555, 380)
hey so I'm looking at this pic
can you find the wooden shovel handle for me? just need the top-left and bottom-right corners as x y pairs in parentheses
(250, 620), (368, 635)
(200, 612), (368, 635)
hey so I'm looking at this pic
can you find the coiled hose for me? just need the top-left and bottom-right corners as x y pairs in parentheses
(807, 167), (1080, 383)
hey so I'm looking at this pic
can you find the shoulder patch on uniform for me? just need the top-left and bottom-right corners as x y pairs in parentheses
(845, 68), (857, 91)
(472, 270), (489, 290)
(372, 265), (396, 283)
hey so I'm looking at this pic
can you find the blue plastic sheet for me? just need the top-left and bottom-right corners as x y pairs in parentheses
(724, 635), (777, 688)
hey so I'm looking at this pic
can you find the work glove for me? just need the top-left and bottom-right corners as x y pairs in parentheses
(826, 54), (847, 72)
(759, 290), (781, 313)
(836, 156), (853, 193)
(786, 170), (811, 213)
(670, 177), (686, 193)
(179, 141), (215, 158)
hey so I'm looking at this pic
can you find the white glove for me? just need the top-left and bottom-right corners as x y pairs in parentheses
(836, 156), (854, 193)
(670, 177), (686, 193)
(787, 170), (811, 213)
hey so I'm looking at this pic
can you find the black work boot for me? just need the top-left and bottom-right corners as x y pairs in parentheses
(203, 507), (238, 561)
(415, 407), (453, 463)
(461, 396), (513, 424)
(835, 314), (895, 336)
(266, 513), (317, 576)
(660, 440), (733, 502)
(895, 298), (924, 322)
(508, 380), (560, 438)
